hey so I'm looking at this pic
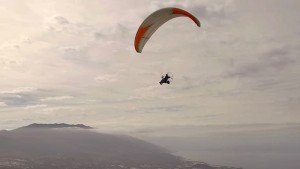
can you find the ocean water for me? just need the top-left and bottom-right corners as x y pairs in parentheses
(176, 151), (300, 169)
(140, 125), (300, 169)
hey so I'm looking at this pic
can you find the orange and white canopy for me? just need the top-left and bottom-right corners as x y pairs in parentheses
(134, 7), (201, 53)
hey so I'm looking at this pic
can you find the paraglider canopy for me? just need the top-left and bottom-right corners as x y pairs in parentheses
(134, 7), (200, 53)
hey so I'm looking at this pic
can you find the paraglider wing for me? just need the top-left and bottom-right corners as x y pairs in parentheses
(134, 7), (200, 53)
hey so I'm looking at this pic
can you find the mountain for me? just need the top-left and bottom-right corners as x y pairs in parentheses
(0, 124), (242, 169)
(17, 123), (94, 129)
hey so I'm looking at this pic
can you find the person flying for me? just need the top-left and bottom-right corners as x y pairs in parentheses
(159, 73), (172, 85)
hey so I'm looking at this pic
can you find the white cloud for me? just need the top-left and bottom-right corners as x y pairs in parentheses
(0, 87), (36, 94)
(0, 102), (7, 107)
(24, 104), (47, 110)
(42, 106), (73, 113)
(40, 96), (73, 102)
(95, 74), (117, 83)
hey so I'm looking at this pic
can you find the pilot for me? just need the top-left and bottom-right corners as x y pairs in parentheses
(165, 73), (170, 79)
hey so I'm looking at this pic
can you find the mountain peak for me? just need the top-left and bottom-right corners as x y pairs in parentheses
(18, 123), (94, 130)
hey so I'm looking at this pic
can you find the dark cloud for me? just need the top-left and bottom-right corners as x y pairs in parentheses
(62, 46), (78, 53)
(226, 46), (295, 78)
(134, 127), (161, 134)
(143, 105), (185, 113)
(46, 16), (70, 32)
(46, 15), (92, 35)
(174, 76), (222, 92)
(54, 16), (69, 25)
(0, 93), (39, 107)
(0, 88), (79, 108)
(0, 88), (38, 107)
(59, 46), (87, 62)
(113, 23), (131, 40)
(265, 48), (293, 70)
(94, 32), (105, 39)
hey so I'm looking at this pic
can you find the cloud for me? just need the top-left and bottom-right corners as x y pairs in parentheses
(225, 46), (294, 78)
(94, 32), (105, 39)
(135, 85), (160, 92)
(145, 105), (185, 113)
(40, 96), (74, 102)
(59, 46), (85, 62)
(95, 74), (118, 83)
(0, 87), (43, 107)
(126, 96), (144, 101)
(42, 106), (73, 113)
(0, 102), (7, 107)
(60, 46), (79, 54)
(53, 16), (69, 25)
(44, 15), (93, 38)
(0, 36), (32, 50)
(0, 87), (37, 94)
(24, 104), (47, 110)
(44, 15), (70, 32)
(150, 0), (233, 21)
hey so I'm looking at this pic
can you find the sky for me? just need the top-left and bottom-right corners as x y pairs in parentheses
(0, 0), (300, 168)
